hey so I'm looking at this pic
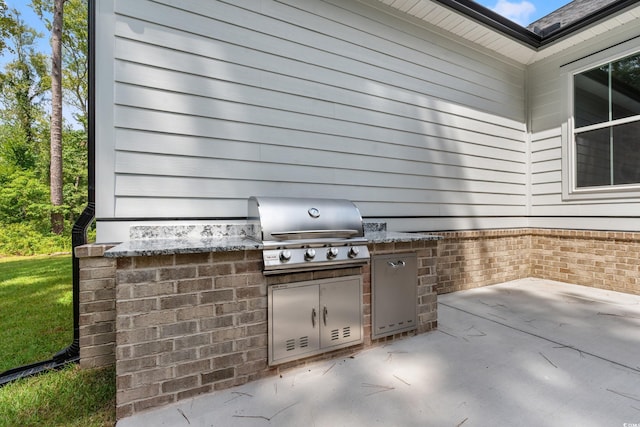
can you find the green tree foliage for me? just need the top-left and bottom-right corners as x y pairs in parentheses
(0, 2), (88, 254)
(32, 0), (88, 132)
(0, 168), (50, 231)
(0, 10), (49, 156)
(61, 0), (88, 133)
(62, 129), (88, 227)
(0, 1), (19, 55)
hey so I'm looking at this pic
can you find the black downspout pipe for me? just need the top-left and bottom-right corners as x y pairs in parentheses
(0, 0), (95, 387)
(54, 0), (96, 366)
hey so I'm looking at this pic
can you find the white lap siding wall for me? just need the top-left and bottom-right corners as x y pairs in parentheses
(95, 0), (528, 242)
(527, 20), (640, 231)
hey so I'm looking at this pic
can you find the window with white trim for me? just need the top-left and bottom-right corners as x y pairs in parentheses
(573, 52), (640, 189)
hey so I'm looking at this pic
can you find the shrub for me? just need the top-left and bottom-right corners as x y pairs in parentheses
(0, 223), (71, 256)
(0, 169), (51, 233)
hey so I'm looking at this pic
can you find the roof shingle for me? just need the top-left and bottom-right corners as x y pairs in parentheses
(527, 0), (620, 36)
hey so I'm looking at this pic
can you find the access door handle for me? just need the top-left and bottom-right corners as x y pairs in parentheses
(388, 260), (406, 268)
(311, 308), (317, 327)
(323, 306), (328, 326)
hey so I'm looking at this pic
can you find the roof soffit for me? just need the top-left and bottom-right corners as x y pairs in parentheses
(366, 0), (640, 65)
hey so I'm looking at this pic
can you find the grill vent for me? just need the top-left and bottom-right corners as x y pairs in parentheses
(285, 336), (309, 351)
(343, 326), (351, 338)
(331, 329), (339, 341)
(285, 339), (295, 351)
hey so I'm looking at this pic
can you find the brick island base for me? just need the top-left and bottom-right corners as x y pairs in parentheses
(77, 240), (438, 419)
(77, 227), (640, 420)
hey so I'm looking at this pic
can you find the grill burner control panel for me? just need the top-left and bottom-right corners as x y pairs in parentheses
(262, 244), (370, 274)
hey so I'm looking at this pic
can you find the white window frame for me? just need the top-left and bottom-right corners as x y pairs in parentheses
(562, 42), (640, 201)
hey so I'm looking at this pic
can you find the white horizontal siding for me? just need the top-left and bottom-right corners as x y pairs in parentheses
(96, 0), (527, 240)
(528, 19), (640, 229)
(529, 130), (562, 205)
(380, 216), (529, 233)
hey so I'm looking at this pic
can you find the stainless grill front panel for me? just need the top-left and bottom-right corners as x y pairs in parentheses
(248, 196), (370, 274)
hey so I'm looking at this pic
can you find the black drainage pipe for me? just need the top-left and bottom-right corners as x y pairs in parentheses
(0, 202), (94, 387)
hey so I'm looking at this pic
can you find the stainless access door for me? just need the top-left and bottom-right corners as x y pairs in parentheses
(268, 276), (363, 365)
(319, 277), (362, 349)
(270, 283), (320, 363)
(372, 253), (417, 339)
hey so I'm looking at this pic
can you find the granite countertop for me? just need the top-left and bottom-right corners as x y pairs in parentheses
(103, 223), (441, 258)
(103, 236), (262, 258)
(365, 230), (441, 244)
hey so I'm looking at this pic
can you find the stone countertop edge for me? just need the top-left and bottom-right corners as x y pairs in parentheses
(365, 231), (442, 244)
(103, 231), (442, 258)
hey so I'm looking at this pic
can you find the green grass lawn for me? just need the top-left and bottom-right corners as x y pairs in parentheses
(0, 255), (74, 372)
(0, 364), (115, 427)
(0, 256), (116, 426)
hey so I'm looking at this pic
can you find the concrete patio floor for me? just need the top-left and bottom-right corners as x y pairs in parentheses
(117, 278), (640, 427)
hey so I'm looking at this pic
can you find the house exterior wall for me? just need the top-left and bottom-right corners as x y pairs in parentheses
(527, 21), (640, 231)
(95, 0), (528, 242)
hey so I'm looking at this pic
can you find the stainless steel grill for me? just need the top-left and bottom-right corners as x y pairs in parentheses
(248, 196), (370, 275)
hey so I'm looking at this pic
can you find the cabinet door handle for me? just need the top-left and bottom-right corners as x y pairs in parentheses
(323, 306), (328, 326)
(311, 308), (317, 327)
(388, 260), (406, 268)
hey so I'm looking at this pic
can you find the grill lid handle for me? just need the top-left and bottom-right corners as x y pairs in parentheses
(270, 229), (359, 240)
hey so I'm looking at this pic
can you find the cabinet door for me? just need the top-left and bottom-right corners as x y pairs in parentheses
(319, 277), (362, 349)
(372, 253), (417, 339)
(270, 284), (320, 363)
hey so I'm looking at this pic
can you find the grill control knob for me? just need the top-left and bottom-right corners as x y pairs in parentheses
(279, 250), (292, 262)
(348, 246), (360, 258)
(327, 247), (339, 259)
(304, 248), (316, 260)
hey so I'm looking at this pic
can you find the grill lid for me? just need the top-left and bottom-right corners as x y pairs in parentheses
(248, 196), (370, 275)
(248, 196), (365, 243)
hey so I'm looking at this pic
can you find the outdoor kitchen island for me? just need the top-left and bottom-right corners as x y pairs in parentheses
(79, 222), (440, 419)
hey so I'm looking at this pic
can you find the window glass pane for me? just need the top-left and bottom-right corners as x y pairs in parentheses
(574, 66), (609, 128)
(612, 53), (640, 120)
(576, 127), (610, 187)
(613, 121), (640, 185)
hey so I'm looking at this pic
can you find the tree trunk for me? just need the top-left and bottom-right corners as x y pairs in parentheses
(50, 0), (64, 234)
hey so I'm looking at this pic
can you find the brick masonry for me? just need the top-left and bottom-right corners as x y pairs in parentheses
(436, 229), (531, 294)
(77, 240), (437, 419)
(76, 228), (640, 418)
(76, 244), (117, 370)
(530, 229), (640, 295)
(436, 229), (640, 296)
